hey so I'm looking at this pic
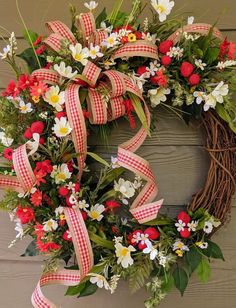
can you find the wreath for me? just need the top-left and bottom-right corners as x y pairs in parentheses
(0, 1), (235, 307)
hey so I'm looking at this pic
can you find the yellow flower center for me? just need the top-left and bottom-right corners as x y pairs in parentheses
(90, 50), (97, 56)
(177, 242), (184, 249)
(156, 4), (165, 13)
(128, 34), (137, 42)
(32, 96), (40, 103)
(75, 54), (82, 61)
(57, 172), (66, 181)
(50, 95), (59, 104)
(20, 105), (28, 112)
(108, 37), (115, 45)
(47, 221), (53, 227)
(59, 214), (66, 221)
(121, 247), (129, 257)
(90, 211), (99, 220)
(59, 127), (69, 135)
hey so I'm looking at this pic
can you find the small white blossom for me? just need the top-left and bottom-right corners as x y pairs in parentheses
(187, 220), (198, 232)
(195, 59), (207, 70)
(111, 156), (120, 169)
(143, 242), (158, 260)
(175, 220), (186, 232)
(148, 88), (171, 107)
(51, 163), (72, 184)
(146, 60), (160, 76)
(102, 33), (119, 49)
(167, 47), (184, 59)
(100, 21), (113, 33)
(54, 62), (78, 79)
(0, 130), (13, 146)
(55, 206), (64, 217)
(151, 0), (175, 22)
(44, 86), (65, 111)
(70, 43), (89, 66)
(203, 221), (213, 234)
(187, 16), (195, 25)
(84, 1), (98, 11)
(15, 221), (24, 239)
(43, 219), (58, 232)
(196, 241), (208, 249)
(89, 273), (110, 290)
(89, 43), (103, 59)
(77, 200), (89, 210)
(0, 45), (11, 60)
(217, 60), (236, 69)
(19, 100), (33, 113)
(114, 178), (135, 199)
(194, 91), (206, 105)
(115, 242), (136, 268)
(87, 204), (105, 221)
(173, 239), (189, 252)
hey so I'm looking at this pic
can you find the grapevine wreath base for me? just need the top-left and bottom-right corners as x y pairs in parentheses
(0, 1), (235, 308)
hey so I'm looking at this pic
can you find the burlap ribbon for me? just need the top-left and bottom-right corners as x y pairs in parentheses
(0, 15), (223, 307)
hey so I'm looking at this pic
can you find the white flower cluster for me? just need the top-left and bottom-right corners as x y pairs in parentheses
(0, 32), (17, 60)
(114, 176), (143, 205)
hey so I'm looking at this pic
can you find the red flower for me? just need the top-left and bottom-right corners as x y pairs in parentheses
(123, 99), (136, 129)
(16, 206), (35, 224)
(105, 200), (121, 211)
(34, 169), (47, 186)
(3, 148), (13, 161)
(83, 110), (90, 119)
(30, 190), (43, 207)
(134, 31), (143, 40)
(43, 193), (53, 206)
(62, 230), (72, 241)
(81, 211), (88, 221)
(30, 80), (48, 98)
(180, 228), (191, 239)
(137, 66), (148, 76)
(18, 74), (31, 90)
(34, 223), (44, 237)
(31, 121), (45, 134)
(228, 41), (236, 59)
(37, 240), (61, 253)
(177, 211), (191, 224)
(3, 80), (20, 98)
(144, 227), (160, 240)
(59, 186), (70, 197)
(180, 62), (194, 78)
(35, 160), (53, 174)
(189, 74), (200, 86)
(67, 161), (74, 172)
(159, 40), (173, 54)
(151, 70), (168, 87)
(33, 36), (42, 46)
(161, 55), (172, 66)
(36, 45), (46, 55)
(24, 128), (33, 139)
(120, 36), (129, 44)
(219, 38), (230, 59)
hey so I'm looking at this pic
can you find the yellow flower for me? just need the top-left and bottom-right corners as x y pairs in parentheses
(32, 96), (40, 104)
(175, 249), (183, 257)
(59, 214), (66, 221)
(128, 33), (137, 42)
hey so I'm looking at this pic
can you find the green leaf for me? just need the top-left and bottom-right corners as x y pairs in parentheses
(23, 29), (38, 45)
(108, 0), (124, 25)
(79, 281), (98, 297)
(143, 217), (173, 226)
(17, 48), (43, 73)
(65, 283), (86, 296)
(204, 47), (220, 64)
(173, 267), (188, 296)
(197, 258), (211, 283)
(202, 241), (225, 261)
(87, 152), (110, 167)
(96, 8), (107, 28)
(216, 103), (231, 122)
(162, 274), (174, 293)
(99, 167), (125, 190)
(88, 232), (115, 250)
(184, 246), (202, 274)
(98, 189), (117, 203)
(129, 93), (150, 135)
(21, 240), (39, 257)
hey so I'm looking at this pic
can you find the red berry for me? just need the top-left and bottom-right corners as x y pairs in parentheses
(56, 111), (67, 119)
(31, 121), (45, 134)
(58, 186), (69, 197)
(24, 128), (33, 139)
(189, 73), (201, 86)
(180, 62), (194, 78)
(180, 228), (191, 239)
(137, 66), (147, 76)
(159, 40), (173, 54)
(62, 230), (72, 241)
(81, 211), (88, 221)
(138, 242), (147, 251)
(39, 137), (45, 145)
(177, 211), (191, 224)
(144, 227), (160, 240)
(161, 55), (172, 66)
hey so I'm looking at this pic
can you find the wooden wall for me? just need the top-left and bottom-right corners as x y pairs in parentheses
(0, 1), (235, 307)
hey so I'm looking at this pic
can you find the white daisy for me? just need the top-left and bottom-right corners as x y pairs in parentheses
(195, 59), (207, 71)
(203, 221), (213, 234)
(55, 206), (64, 217)
(52, 117), (72, 138)
(77, 200), (89, 210)
(44, 86), (65, 111)
(87, 204), (105, 221)
(19, 100), (33, 113)
(102, 33), (119, 49)
(143, 242), (158, 260)
(89, 43), (103, 59)
(84, 1), (98, 11)
(212, 81), (229, 103)
(187, 220), (198, 232)
(173, 239), (189, 252)
(148, 88), (171, 107)
(115, 242), (136, 268)
(43, 219), (58, 232)
(114, 178), (135, 199)
(187, 16), (195, 25)
(69, 43), (89, 66)
(175, 220), (186, 232)
(89, 273), (110, 290)
(193, 91), (206, 105)
(151, 0), (175, 22)
(167, 47), (184, 59)
(54, 62), (78, 79)
(100, 21), (113, 33)
(51, 163), (72, 184)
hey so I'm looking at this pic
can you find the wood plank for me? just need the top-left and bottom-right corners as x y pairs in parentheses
(0, 260), (236, 308)
(0, 0), (235, 38)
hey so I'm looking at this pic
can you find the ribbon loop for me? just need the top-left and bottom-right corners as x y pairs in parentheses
(46, 21), (76, 44)
(114, 41), (159, 60)
(77, 12), (96, 42)
(82, 61), (102, 87)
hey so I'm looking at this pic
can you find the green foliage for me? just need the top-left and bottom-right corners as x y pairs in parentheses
(23, 29), (38, 46)
(172, 267), (188, 296)
(129, 93), (150, 134)
(17, 48), (46, 73)
(66, 281), (98, 297)
(0, 190), (23, 211)
(202, 241), (225, 261)
(129, 257), (153, 293)
(96, 8), (107, 28)
(89, 232), (115, 250)
(184, 246), (202, 274)
(196, 258), (211, 283)
(87, 151), (110, 167)
(21, 240), (39, 257)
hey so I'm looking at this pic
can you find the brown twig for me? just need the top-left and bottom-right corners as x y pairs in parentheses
(188, 110), (236, 226)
